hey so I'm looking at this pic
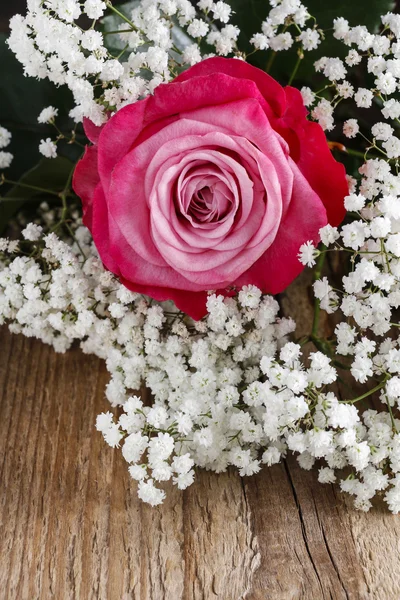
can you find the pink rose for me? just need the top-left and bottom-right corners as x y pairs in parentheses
(73, 57), (347, 319)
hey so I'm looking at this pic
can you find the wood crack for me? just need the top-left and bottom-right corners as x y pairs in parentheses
(283, 460), (326, 599)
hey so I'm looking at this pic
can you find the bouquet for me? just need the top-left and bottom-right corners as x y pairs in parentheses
(1, 0), (400, 512)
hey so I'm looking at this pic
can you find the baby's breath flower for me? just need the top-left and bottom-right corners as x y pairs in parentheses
(38, 106), (58, 124)
(298, 241), (318, 267)
(39, 138), (57, 159)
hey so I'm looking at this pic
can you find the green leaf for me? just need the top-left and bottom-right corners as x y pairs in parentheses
(0, 157), (74, 235)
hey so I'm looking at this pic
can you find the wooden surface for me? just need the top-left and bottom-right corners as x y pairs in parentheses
(1, 276), (400, 599)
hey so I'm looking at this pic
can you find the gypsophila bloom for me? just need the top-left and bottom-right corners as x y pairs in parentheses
(84, 0), (106, 19)
(343, 119), (359, 138)
(22, 223), (43, 242)
(371, 123), (393, 141)
(344, 194), (365, 212)
(39, 139), (57, 159)
(0, 151), (13, 169)
(0, 126), (11, 149)
(298, 28), (320, 51)
(38, 106), (59, 124)
(298, 241), (318, 267)
(301, 86), (314, 106)
(354, 88), (374, 108)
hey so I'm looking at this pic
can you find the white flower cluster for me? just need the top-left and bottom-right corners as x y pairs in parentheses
(7, 0), (238, 127)
(302, 11), (400, 132)
(250, 0), (317, 53)
(0, 217), (400, 511)
(0, 125), (13, 170)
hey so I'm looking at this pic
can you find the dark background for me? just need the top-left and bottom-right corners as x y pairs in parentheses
(0, 1), (26, 31)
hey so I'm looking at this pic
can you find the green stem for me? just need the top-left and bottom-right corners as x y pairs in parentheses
(288, 50), (303, 86)
(103, 29), (133, 35)
(387, 399), (398, 433)
(66, 223), (87, 260)
(114, 42), (130, 60)
(50, 165), (76, 232)
(105, 2), (139, 31)
(344, 380), (387, 404)
(266, 50), (276, 73)
(0, 196), (53, 203)
(345, 148), (367, 159)
(1, 178), (60, 197)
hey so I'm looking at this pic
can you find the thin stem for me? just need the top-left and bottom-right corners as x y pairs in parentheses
(50, 164), (76, 232)
(288, 50), (303, 86)
(0, 196), (55, 203)
(266, 50), (276, 73)
(105, 2), (139, 31)
(1, 177), (60, 197)
(387, 399), (398, 433)
(345, 147), (367, 159)
(65, 223), (87, 261)
(103, 29), (133, 35)
(344, 380), (387, 404)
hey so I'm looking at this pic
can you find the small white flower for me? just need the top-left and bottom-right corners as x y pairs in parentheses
(39, 138), (57, 159)
(345, 49), (361, 66)
(137, 479), (166, 506)
(0, 126), (11, 149)
(344, 193), (365, 212)
(300, 86), (315, 106)
(318, 467), (336, 484)
(83, 0), (106, 20)
(269, 32), (293, 51)
(298, 241), (318, 267)
(38, 106), (58, 124)
(298, 28), (320, 51)
(22, 223), (43, 241)
(262, 447), (281, 466)
(239, 285), (262, 308)
(375, 72), (397, 95)
(333, 17), (349, 40)
(343, 119), (359, 138)
(319, 224), (339, 246)
(211, 1), (231, 23)
(354, 88), (374, 108)
(371, 123), (393, 141)
(250, 33), (269, 50)
(0, 151), (13, 169)
(96, 411), (114, 433)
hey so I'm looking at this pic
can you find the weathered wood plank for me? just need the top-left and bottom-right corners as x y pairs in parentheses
(1, 323), (400, 600)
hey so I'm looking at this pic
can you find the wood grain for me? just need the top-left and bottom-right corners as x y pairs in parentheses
(1, 276), (400, 599)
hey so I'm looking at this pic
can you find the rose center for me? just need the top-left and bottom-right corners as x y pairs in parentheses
(190, 182), (232, 223)
(178, 166), (237, 228)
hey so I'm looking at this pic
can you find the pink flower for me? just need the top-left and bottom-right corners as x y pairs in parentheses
(73, 57), (347, 319)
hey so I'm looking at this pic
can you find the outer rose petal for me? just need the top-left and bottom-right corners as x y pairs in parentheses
(72, 145), (99, 228)
(90, 184), (120, 274)
(236, 158), (328, 293)
(83, 117), (104, 144)
(281, 87), (347, 226)
(173, 57), (286, 118)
